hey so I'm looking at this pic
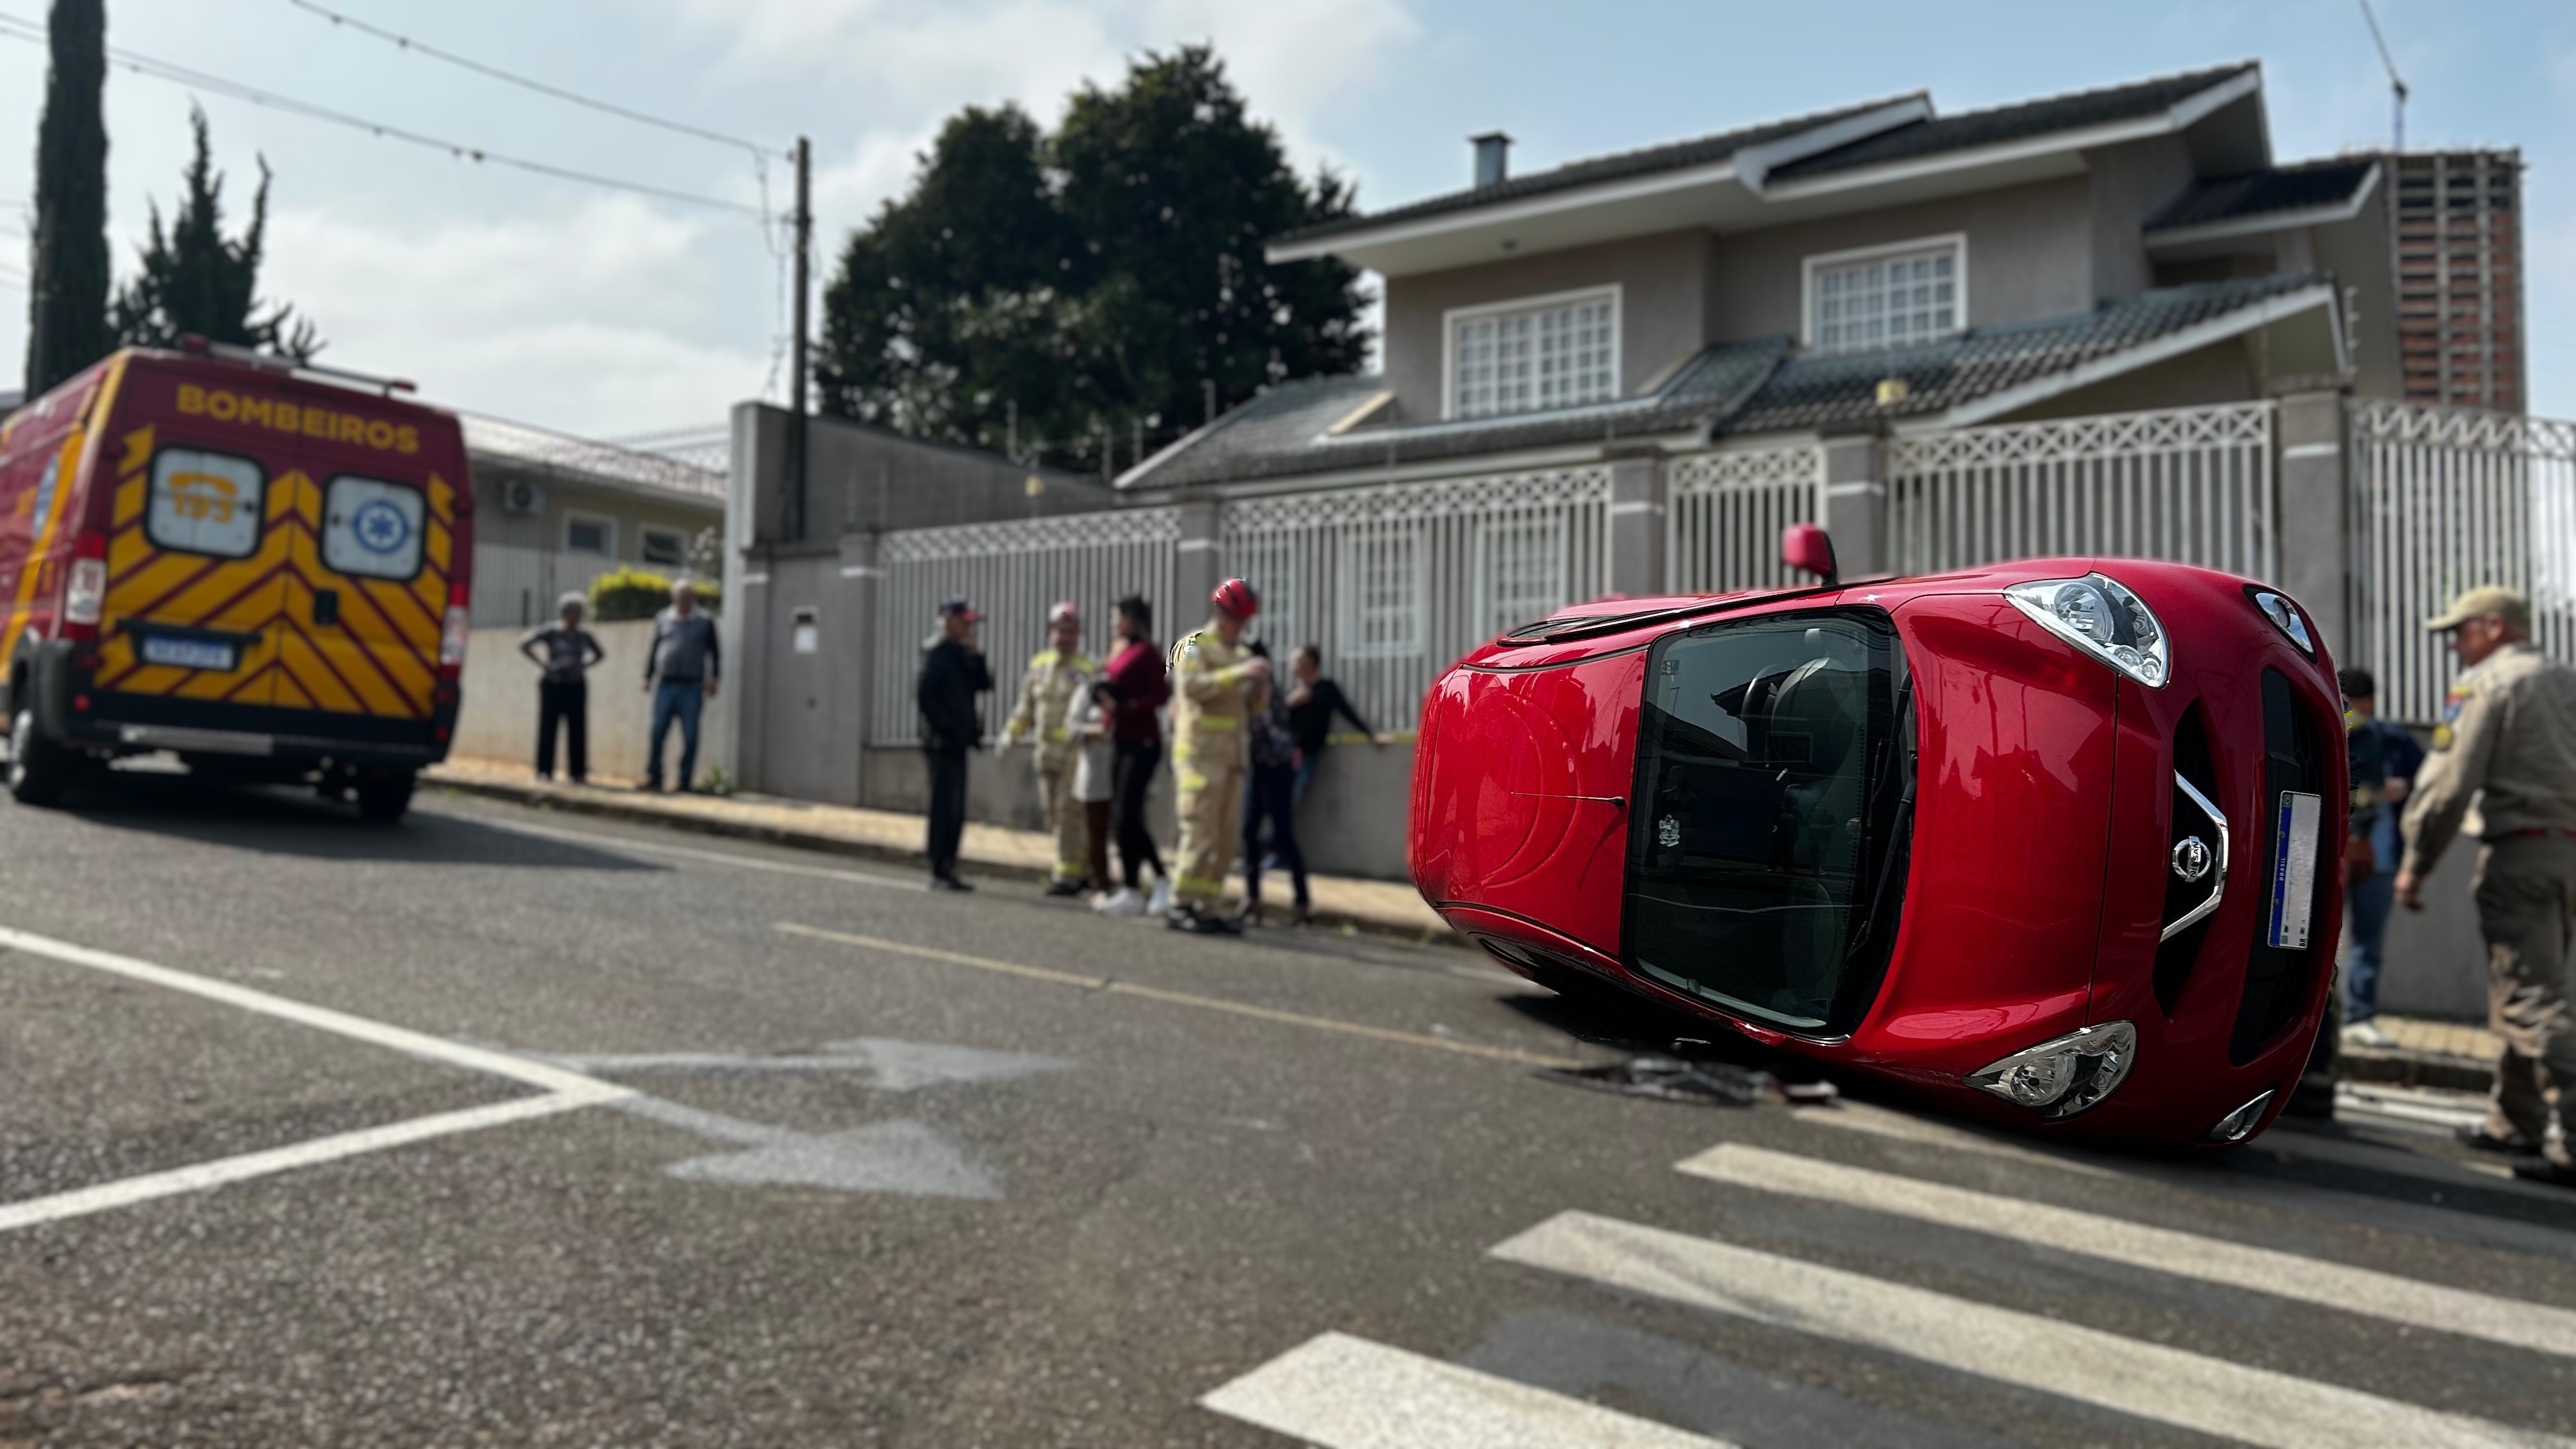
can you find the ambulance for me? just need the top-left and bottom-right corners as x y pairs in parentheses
(0, 341), (472, 820)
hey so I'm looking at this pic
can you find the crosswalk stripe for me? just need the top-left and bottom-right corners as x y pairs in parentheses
(1678, 1143), (2576, 1359)
(1493, 1213), (2576, 1449)
(1789, 1100), (2128, 1177)
(1200, 1331), (1734, 1448)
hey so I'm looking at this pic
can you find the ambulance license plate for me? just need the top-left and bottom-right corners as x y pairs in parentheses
(2266, 790), (2323, 949)
(140, 636), (236, 671)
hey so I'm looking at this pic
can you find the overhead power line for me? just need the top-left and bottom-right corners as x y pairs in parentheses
(0, 12), (767, 218)
(283, 0), (787, 162)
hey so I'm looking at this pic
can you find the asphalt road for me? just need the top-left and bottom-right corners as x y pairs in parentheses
(3, 772), (2572, 1448)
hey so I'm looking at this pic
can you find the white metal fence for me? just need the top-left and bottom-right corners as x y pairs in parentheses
(870, 508), (1180, 744)
(2350, 400), (2576, 724)
(1667, 445), (1823, 594)
(1224, 466), (1612, 734)
(1887, 402), (2278, 580)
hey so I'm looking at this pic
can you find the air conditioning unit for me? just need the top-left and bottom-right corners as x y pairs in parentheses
(502, 479), (546, 514)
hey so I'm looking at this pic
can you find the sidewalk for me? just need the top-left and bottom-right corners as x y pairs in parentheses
(2342, 1015), (2503, 1094)
(423, 755), (1454, 943)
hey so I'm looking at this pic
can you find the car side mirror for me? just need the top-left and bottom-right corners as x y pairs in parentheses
(1781, 523), (1838, 586)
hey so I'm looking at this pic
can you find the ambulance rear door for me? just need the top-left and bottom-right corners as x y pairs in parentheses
(277, 396), (450, 723)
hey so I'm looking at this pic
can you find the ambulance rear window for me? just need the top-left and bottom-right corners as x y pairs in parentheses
(322, 475), (425, 581)
(148, 448), (268, 558)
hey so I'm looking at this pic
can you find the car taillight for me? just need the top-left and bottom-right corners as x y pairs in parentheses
(62, 532), (109, 640)
(440, 604), (470, 674)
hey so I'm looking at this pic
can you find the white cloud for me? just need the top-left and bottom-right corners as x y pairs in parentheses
(264, 198), (766, 436)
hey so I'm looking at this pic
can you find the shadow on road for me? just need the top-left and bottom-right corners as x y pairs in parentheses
(43, 770), (665, 871)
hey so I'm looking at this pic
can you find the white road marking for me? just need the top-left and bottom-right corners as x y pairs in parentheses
(2335, 1081), (2494, 1133)
(0, 925), (608, 1095)
(0, 924), (631, 1232)
(0, 1092), (609, 1234)
(1790, 1100), (2128, 1178)
(1679, 1143), (2576, 1359)
(1200, 1331), (1734, 1449)
(1493, 1212), (2576, 1449)
(438, 810), (925, 891)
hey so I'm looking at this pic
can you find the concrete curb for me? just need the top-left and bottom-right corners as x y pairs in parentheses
(424, 774), (1464, 951)
(2338, 1045), (2495, 1094)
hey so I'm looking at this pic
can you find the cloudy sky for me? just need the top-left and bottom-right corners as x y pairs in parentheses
(4, 0), (2573, 436)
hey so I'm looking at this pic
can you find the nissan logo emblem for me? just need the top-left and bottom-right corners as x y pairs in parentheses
(2172, 836), (2214, 882)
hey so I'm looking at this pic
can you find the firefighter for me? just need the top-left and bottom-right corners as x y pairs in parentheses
(1002, 601), (1100, 897)
(2397, 586), (2576, 1188)
(1165, 578), (1269, 933)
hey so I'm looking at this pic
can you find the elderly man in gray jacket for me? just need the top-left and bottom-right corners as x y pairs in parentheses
(643, 579), (720, 792)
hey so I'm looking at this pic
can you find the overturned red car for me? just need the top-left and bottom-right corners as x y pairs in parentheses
(1413, 528), (2345, 1146)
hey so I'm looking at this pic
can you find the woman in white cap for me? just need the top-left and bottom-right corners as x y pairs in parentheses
(518, 592), (604, 783)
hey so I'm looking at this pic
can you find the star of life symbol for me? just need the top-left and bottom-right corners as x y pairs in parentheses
(351, 499), (410, 555)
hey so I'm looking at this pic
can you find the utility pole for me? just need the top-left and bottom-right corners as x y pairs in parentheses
(787, 135), (813, 540)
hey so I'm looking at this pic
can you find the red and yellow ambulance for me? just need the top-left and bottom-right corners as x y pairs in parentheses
(0, 342), (472, 820)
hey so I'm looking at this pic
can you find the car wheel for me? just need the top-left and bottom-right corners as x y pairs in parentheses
(6, 704), (70, 808)
(354, 771), (415, 824)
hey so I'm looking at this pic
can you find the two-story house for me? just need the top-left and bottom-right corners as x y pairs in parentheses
(1121, 62), (2385, 505)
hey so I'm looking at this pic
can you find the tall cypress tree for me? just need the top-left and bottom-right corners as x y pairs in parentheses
(22, 0), (112, 396)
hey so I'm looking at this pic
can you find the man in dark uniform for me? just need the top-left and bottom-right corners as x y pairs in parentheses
(917, 597), (993, 892)
(2340, 668), (2424, 1048)
(2397, 586), (2576, 1187)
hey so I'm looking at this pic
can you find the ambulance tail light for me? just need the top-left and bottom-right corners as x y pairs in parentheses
(439, 583), (470, 677)
(62, 531), (109, 641)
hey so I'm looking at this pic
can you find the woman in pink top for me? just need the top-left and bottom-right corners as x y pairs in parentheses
(1094, 594), (1174, 915)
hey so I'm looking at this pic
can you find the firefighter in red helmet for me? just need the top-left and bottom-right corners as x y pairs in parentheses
(1164, 578), (1268, 931)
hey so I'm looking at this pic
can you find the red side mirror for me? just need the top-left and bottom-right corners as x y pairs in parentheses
(1781, 523), (1838, 586)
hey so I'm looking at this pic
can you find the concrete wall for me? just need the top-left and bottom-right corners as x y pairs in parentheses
(1381, 229), (1715, 424)
(1705, 176), (2096, 344)
(733, 403), (1117, 549)
(2083, 135), (2196, 303)
(452, 618), (736, 782)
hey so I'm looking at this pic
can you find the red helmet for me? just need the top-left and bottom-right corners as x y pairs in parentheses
(1211, 578), (1260, 620)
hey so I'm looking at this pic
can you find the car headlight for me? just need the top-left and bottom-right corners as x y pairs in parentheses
(2246, 588), (2316, 656)
(2004, 574), (2170, 688)
(1966, 1021), (2137, 1120)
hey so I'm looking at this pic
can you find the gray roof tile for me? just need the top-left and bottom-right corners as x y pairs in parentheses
(2143, 157), (2379, 234)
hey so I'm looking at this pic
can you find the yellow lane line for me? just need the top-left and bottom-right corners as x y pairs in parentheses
(773, 922), (1583, 1070)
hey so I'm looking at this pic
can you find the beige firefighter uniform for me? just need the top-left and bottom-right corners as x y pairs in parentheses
(2400, 640), (2576, 1163)
(1003, 646), (1100, 885)
(1167, 625), (1263, 910)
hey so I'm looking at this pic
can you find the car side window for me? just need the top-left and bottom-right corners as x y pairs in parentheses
(148, 448), (268, 559)
(321, 475), (425, 580)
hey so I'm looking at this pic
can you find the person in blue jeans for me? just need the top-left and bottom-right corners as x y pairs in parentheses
(643, 580), (720, 792)
(2340, 667), (2423, 1048)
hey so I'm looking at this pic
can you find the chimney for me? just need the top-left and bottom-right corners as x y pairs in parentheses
(1471, 131), (1512, 188)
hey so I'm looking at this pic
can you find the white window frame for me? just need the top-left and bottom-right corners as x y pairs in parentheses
(639, 525), (687, 567)
(564, 510), (617, 558)
(1338, 529), (1425, 661)
(1441, 284), (1623, 421)
(1477, 518), (1567, 640)
(1800, 233), (1967, 353)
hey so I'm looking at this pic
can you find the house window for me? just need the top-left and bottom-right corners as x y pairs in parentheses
(640, 526), (687, 567)
(1448, 288), (1619, 419)
(1340, 530), (1422, 659)
(1480, 520), (1565, 639)
(1807, 236), (1963, 353)
(565, 512), (615, 556)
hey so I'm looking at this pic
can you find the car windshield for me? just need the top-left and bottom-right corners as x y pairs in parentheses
(1625, 610), (1912, 1034)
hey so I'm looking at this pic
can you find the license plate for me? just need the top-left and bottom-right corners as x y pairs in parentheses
(2266, 790), (2323, 949)
(139, 636), (237, 671)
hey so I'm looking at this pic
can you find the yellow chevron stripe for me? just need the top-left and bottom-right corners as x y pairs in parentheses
(273, 669), (312, 710)
(112, 475), (145, 530)
(115, 424), (153, 480)
(277, 629), (362, 713)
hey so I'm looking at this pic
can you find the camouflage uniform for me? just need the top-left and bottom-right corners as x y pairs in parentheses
(1166, 624), (1262, 911)
(1003, 646), (1100, 887)
(2401, 640), (2576, 1167)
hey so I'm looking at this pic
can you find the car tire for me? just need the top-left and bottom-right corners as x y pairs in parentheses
(355, 771), (415, 824)
(5, 704), (71, 808)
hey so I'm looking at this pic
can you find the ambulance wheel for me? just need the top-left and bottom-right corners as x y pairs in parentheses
(355, 771), (415, 824)
(6, 705), (71, 808)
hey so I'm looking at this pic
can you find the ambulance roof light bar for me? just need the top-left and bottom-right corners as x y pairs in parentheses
(175, 334), (418, 396)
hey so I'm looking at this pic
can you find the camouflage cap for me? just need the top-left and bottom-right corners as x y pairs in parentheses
(2423, 585), (2530, 631)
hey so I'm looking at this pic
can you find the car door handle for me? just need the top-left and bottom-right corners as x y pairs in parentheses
(312, 588), (341, 627)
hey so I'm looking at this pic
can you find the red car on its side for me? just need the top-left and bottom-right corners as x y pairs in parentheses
(1412, 528), (2345, 1147)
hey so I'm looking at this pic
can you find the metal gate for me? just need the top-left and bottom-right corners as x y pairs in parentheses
(1666, 445), (1823, 594)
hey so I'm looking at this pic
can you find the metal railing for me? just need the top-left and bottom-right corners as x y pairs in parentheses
(1667, 444), (1823, 594)
(1887, 402), (2278, 580)
(468, 544), (626, 630)
(870, 508), (1181, 744)
(2350, 400), (2576, 724)
(1224, 466), (1611, 734)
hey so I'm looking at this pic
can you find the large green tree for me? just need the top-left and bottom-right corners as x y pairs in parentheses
(816, 46), (1368, 473)
(22, 0), (114, 396)
(111, 108), (322, 361)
